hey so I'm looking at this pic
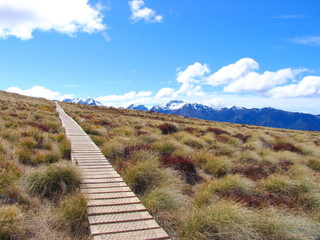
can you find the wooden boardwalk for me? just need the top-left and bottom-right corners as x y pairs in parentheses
(56, 103), (170, 240)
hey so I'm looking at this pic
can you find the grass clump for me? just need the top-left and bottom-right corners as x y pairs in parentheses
(124, 159), (164, 195)
(26, 162), (81, 200)
(152, 140), (176, 155)
(158, 123), (179, 135)
(0, 205), (26, 240)
(143, 186), (186, 214)
(253, 208), (320, 240)
(195, 174), (254, 206)
(58, 192), (89, 236)
(179, 200), (257, 240)
(258, 174), (308, 196)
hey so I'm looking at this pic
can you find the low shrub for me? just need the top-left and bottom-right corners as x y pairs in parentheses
(26, 163), (81, 200)
(152, 140), (177, 156)
(195, 174), (254, 206)
(143, 186), (186, 214)
(59, 139), (71, 160)
(206, 127), (229, 135)
(20, 137), (37, 149)
(158, 123), (179, 135)
(308, 158), (320, 172)
(179, 200), (257, 240)
(17, 148), (33, 165)
(124, 159), (164, 195)
(203, 156), (231, 177)
(59, 193), (89, 236)
(33, 150), (60, 164)
(253, 207), (320, 240)
(258, 174), (309, 197)
(272, 142), (303, 154)
(0, 205), (26, 239)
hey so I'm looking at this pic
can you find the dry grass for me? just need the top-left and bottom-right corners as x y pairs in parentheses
(0, 91), (88, 240)
(59, 100), (320, 240)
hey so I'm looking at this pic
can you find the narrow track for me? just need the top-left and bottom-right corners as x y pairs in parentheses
(56, 103), (170, 240)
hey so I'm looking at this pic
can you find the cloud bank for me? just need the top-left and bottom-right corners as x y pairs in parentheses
(6, 58), (320, 113)
(6, 86), (73, 100)
(129, 0), (163, 23)
(0, 0), (105, 40)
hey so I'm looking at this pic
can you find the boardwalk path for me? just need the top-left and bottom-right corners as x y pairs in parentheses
(56, 103), (170, 240)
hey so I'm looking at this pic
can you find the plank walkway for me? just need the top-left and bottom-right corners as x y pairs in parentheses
(56, 103), (170, 240)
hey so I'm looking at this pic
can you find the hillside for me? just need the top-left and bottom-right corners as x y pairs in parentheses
(0, 91), (89, 240)
(61, 101), (320, 240)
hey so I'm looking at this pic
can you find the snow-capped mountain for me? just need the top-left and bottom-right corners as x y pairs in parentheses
(127, 104), (149, 111)
(127, 100), (320, 131)
(150, 100), (187, 113)
(62, 98), (104, 106)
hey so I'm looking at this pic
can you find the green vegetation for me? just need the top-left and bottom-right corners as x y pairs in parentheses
(61, 100), (320, 240)
(0, 91), (87, 240)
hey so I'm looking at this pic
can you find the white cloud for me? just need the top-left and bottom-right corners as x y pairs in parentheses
(0, 0), (105, 40)
(155, 87), (175, 98)
(6, 86), (73, 100)
(268, 76), (320, 98)
(129, 0), (163, 23)
(96, 91), (152, 102)
(202, 97), (225, 108)
(177, 62), (210, 84)
(207, 58), (259, 86)
(224, 68), (303, 93)
(291, 36), (320, 46)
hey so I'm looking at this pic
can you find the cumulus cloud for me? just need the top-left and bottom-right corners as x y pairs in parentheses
(96, 91), (152, 102)
(207, 58), (259, 86)
(155, 87), (175, 98)
(291, 36), (320, 46)
(224, 68), (303, 93)
(0, 0), (105, 40)
(6, 86), (73, 100)
(177, 62), (210, 84)
(268, 76), (320, 98)
(129, 0), (163, 23)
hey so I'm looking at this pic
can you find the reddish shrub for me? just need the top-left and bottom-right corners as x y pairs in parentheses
(137, 130), (149, 136)
(161, 155), (195, 173)
(160, 155), (202, 185)
(220, 191), (264, 208)
(235, 163), (276, 180)
(206, 127), (229, 135)
(31, 123), (50, 132)
(158, 123), (178, 135)
(272, 142), (303, 154)
(233, 133), (251, 143)
(184, 127), (196, 133)
(123, 145), (151, 156)
(216, 135), (229, 143)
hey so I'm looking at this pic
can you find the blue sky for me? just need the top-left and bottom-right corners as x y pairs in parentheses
(1, 0), (320, 114)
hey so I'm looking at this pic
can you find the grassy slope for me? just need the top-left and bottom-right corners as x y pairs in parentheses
(61, 101), (320, 240)
(0, 91), (89, 240)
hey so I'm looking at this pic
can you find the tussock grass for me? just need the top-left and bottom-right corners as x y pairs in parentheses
(58, 193), (89, 236)
(195, 174), (254, 206)
(60, 99), (320, 240)
(124, 158), (164, 195)
(26, 162), (81, 200)
(0, 205), (26, 240)
(179, 200), (257, 240)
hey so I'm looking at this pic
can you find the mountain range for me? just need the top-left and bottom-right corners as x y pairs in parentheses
(63, 98), (320, 131)
(62, 98), (103, 106)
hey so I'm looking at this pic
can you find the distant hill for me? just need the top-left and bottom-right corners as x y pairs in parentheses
(127, 104), (149, 111)
(62, 98), (320, 131)
(146, 100), (320, 131)
(62, 98), (103, 106)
